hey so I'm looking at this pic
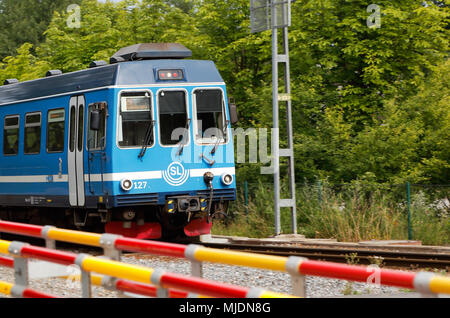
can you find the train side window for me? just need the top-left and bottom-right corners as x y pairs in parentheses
(118, 92), (153, 148)
(158, 90), (188, 146)
(47, 109), (65, 153)
(87, 102), (107, 150)
(194, 89), (227, 143)
(3, 115), (19, 155)
(77, 105), (84, 152)
(24, 112), (41, 154)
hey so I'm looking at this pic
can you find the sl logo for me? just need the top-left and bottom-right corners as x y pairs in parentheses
(162, 161), (190, 186)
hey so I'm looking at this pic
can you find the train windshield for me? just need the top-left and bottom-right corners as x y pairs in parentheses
(158, 90), (188, 146)
(118, 92), (154, 147)
(194, 89), (227, 143)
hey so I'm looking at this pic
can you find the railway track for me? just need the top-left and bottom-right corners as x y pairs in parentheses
(201, 238), (450, 270)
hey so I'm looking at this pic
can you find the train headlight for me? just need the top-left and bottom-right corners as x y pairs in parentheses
(120, 178), (133, 191)
(221, 173), (234, 186)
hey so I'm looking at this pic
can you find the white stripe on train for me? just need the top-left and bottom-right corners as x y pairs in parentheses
(0, 167), (235, 183)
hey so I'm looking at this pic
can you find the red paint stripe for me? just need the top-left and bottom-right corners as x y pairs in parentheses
(116, 279), (158, 297)
(299, 260), (416, 289)
(159, 273), (249, 298)
(0, 255), (14, 268)
(115, 237), (186, 258)
(20, 245), (77, 266)
(168, 289), (191, 298)
(115, 280), (188, 298)
(0, 220), (43, 238)
(22, 288), (57, 298)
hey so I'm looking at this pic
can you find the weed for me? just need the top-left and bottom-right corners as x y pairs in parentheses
(368, 256), (384, 267)
(341, 282), (354, 295)
(345, 252), (360, 265)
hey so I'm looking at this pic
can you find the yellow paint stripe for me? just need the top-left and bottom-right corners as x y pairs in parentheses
(47, 228), (101, 247)
(60, 274), (103, 286)
(0, 280), (12, 296)
(194, 248), (288, 271)
(81, 257), (153, 284)
(258, 290), (299, 298)
(429, 275), (450, 295)
(0, 240), (11, 255)
(91, 274), (104, 286)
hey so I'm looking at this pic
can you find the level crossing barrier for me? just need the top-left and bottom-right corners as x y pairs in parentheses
(0, 238), (294, 298)
(1, 220), (450, 297)
(0, 253), (194, 298)
(0, 280), (57, 298)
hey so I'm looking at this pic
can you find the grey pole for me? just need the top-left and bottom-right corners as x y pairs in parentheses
(272, 3), (281, 236)
(282, 26), (297, 234)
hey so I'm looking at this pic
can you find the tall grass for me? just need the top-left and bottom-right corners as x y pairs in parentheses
(211, 182), (450, 246)
(212, 182), (275, 238)
(408, 191), (450, 246)
(296, 184), (406, 242)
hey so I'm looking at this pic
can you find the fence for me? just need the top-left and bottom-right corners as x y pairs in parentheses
(1, 220), (450, 298)
(232, 181), (449, 244)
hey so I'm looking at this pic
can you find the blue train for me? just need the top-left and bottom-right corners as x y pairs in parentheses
(0, 43), (237, 240)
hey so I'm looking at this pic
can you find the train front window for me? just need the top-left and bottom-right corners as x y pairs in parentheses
(118, 92), (154, 148)
(158, 90), (188, 146)
(194, 89), (227, 143)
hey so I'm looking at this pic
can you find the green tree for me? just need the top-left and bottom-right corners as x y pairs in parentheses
(288, 0), (449, 183)
(38, 0), (193, 72)
(0, 43), (50, 84)
(0, 0), (81, 59)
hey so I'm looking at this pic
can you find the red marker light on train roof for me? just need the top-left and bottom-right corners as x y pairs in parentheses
(158, 69), (184, 81)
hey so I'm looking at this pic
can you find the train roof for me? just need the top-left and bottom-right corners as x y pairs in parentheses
(0, 59), (224, 106)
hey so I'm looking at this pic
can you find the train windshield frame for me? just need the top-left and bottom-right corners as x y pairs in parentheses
(117, 90), (155, 149)
(193, 88), (228, 145)
(157, 89), (189, 147)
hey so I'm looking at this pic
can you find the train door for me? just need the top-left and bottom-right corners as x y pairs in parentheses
(68, 95), (86, 207)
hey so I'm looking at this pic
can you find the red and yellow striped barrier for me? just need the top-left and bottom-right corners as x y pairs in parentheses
(0, 280), (57, 298)
(0, 238), (295, 298)
(1, 220), (449, 296)
(1, 254), (212, 298)
(71, 274), (200, 298)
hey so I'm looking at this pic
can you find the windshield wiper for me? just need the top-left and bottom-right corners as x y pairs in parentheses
(177, 118), (191, 156)
(138, 120), (155, 160)
(211, 120), (229, 155)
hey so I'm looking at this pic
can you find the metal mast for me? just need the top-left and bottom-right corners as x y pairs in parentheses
(251, 0), (296, 235)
